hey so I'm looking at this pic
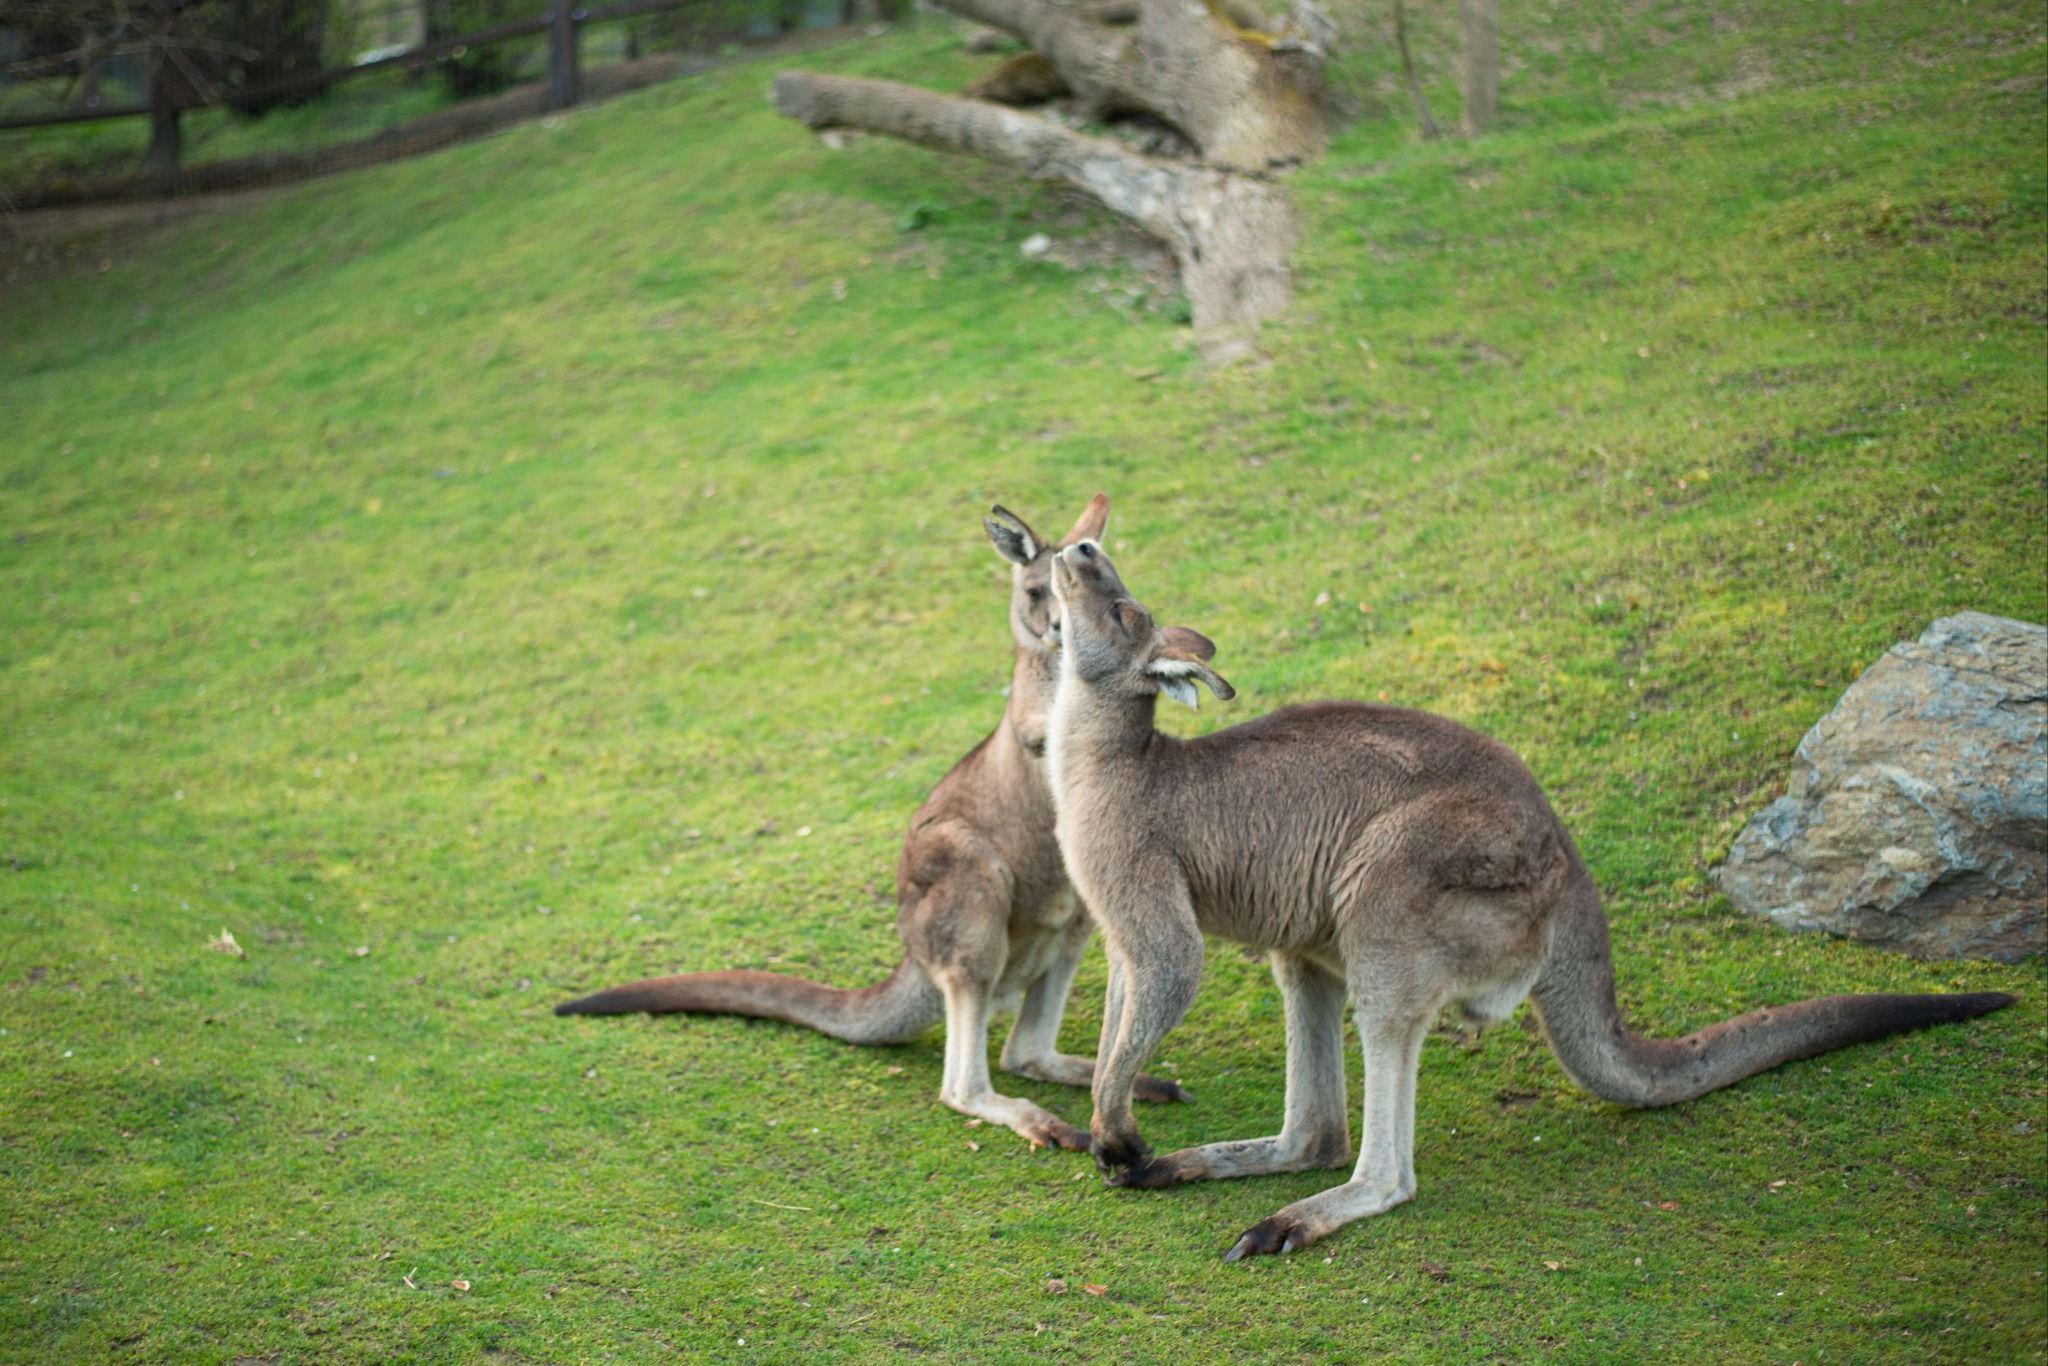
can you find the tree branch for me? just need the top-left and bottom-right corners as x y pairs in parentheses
(775, 72), (1176, 234)
(772, 72), (1294, 327)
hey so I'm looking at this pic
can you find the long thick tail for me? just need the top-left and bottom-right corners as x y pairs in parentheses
(554, 957), (943, 1046)
(1529, 859), (2016, 1109)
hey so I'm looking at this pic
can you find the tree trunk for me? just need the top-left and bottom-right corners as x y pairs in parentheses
(938, 0), (1324, 171)
(773, 72), (1294, 328)
(1392, 0), (1437, 139)
(1459, 0), (1498, 135)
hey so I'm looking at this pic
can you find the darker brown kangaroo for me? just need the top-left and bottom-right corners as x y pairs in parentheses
(555, 496), (1187, 1150)
(1042, 537), (2015, 1258)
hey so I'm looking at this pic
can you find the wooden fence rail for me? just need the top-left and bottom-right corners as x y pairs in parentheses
(0, 0), (730, 193)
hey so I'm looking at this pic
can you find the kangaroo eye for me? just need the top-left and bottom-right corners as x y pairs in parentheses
(1026, 587), (1046, 604)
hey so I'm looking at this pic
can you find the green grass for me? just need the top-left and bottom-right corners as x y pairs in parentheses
(2, 2), (2044, 1361)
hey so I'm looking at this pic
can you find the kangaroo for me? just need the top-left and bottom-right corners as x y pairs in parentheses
(1043, 537), (2016, 1259)
(556, 497), (1187, 1150)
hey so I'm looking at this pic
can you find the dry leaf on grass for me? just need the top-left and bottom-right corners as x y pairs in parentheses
(208, 928), (245, 960)
(1082, 1284), (1108, 1296)
(451, 1279), (470, 1291)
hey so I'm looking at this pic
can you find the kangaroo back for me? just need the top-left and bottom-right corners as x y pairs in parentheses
(554, 958), (942, 1046)
(1530, 858), (2016, 1108)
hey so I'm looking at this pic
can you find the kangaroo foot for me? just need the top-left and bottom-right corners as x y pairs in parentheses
(1003, 1054), (1192, 1104)
(1223, 1179), (1412, 1261)
(945, 1091), (1090, 1153)
(1223, 1214), (1314, 1261)
(1105, 1153), (1185, 1189)
(1026, 1116), (1092, 1152)
(1134, 1072), (1194, 1104)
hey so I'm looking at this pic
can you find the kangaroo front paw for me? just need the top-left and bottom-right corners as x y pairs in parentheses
(1133, 1072), (1194, 1104)
(1090, 1132), (1152, 1179)
(1223, 1214), (1317, 1262)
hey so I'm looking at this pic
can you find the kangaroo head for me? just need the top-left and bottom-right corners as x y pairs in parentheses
(1049, 539), (1235, 710)
(984, 494), (1110, 654)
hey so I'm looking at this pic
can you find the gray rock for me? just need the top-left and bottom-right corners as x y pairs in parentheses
(1717, 611), (2046, 962)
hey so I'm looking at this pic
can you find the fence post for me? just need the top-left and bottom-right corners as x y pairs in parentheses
(144, 37), (181, 196)
(548, 5), (580, 109)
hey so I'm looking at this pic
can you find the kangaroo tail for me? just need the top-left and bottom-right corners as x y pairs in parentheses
(554, 956), (943, 1046)
(1529, 858), (2016, 1109)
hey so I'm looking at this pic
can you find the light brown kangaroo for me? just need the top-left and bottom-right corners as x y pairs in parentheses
(556, 497), (1187, 1150)
(1044, 537), (2017, 1259)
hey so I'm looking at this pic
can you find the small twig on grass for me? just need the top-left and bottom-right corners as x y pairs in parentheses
(746, 1197), (813, 1212)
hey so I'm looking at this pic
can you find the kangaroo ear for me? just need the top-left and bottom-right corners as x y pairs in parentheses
(984, 505), (1044, 566)
(1060, 493), (1109, 547)
(1157, 625), (1216, 662)
(1146, 628), (1235, 710)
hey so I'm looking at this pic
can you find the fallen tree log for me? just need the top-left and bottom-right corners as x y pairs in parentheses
(771, 0), (1333, 330)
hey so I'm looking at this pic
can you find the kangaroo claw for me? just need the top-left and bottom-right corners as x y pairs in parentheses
(1031, 1118), (1092, 1152)
(1089, 1132), (1152, 1178)
(1223, 1215), (1311, 1262)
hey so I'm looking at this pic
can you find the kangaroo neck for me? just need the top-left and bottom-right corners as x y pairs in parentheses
(1048, 661), (1160, 800)
(1000, 645), (1061, 761)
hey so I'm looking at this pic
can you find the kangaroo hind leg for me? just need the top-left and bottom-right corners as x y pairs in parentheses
(1225, 950), (1436, 1261)
(933, 971), (1090, 1151)
(903, 844), (1089, 1152)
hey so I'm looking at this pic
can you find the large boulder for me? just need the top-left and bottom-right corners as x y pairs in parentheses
(1717, 611), (2046, 963)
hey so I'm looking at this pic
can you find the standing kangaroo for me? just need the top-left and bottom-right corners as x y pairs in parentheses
(1044, 537), (2016, 1259)
(556, 497), (1187, 1150)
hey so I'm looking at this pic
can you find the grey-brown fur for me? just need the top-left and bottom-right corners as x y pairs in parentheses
(555, 497), (1188, 1150)
(1045, 539), (2015, 1258)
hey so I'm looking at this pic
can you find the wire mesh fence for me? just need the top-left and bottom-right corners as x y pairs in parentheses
(0, 0), (890, 207)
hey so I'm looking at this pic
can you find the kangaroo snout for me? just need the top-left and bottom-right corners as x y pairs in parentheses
(1052, 540), (1104, 598)
(1051, 548), (1079, 597)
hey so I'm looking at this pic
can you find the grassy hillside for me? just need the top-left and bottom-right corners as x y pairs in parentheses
(2, 2), (2043, 1360)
